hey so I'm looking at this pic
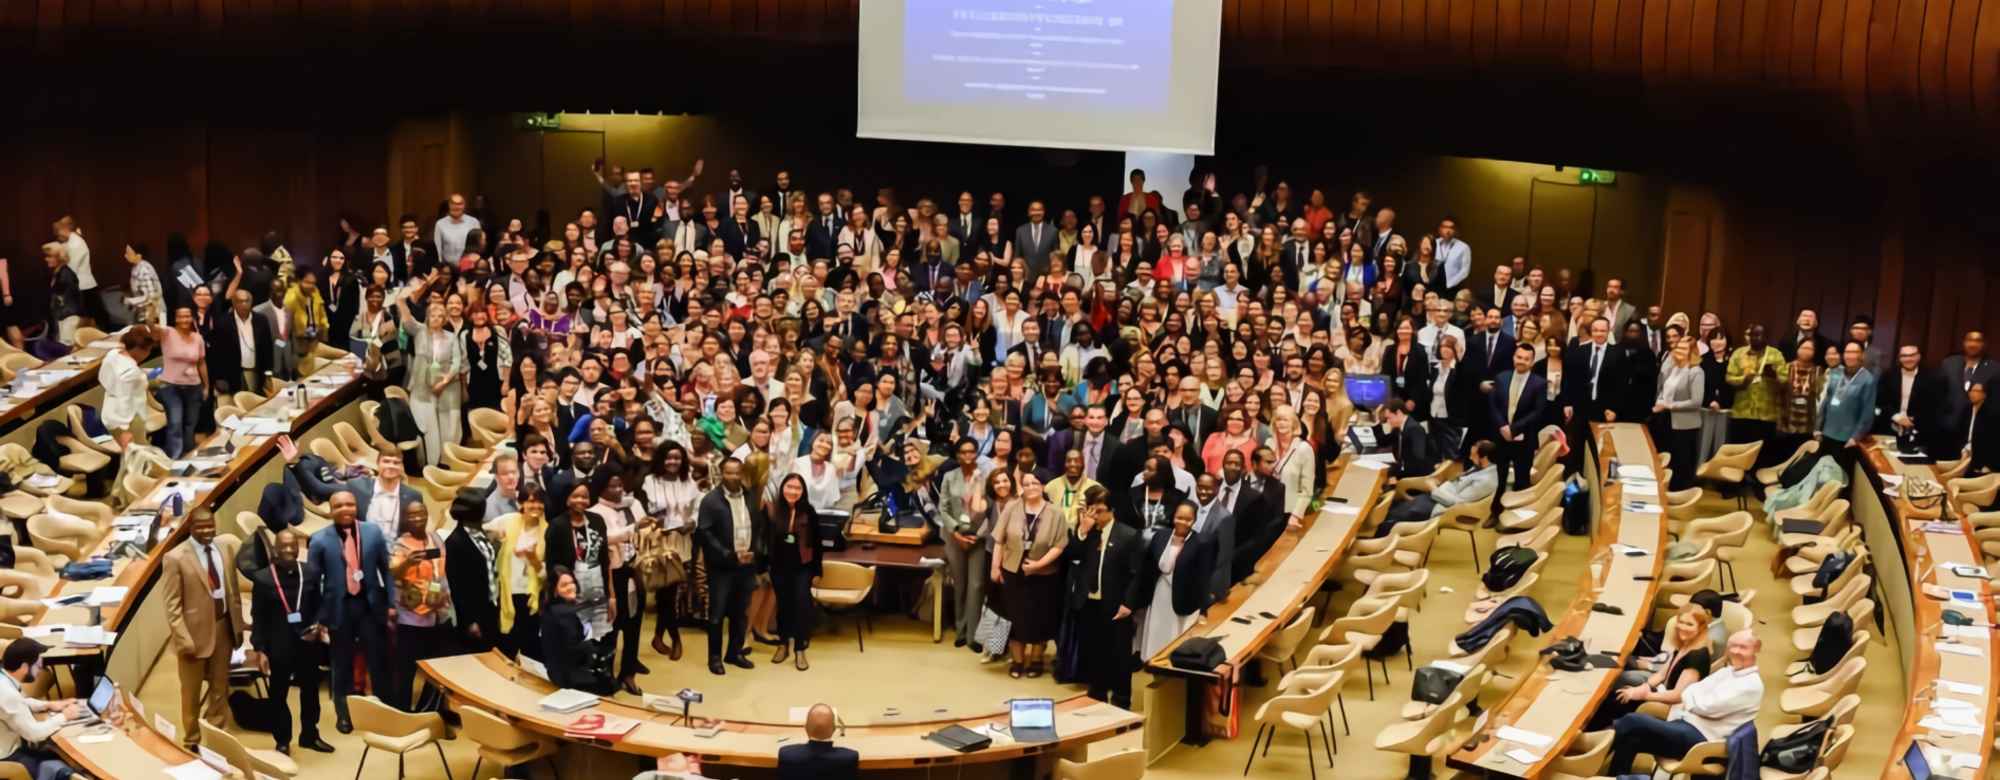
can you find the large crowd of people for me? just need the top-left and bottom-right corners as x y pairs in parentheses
(4, 161), (1993, 773)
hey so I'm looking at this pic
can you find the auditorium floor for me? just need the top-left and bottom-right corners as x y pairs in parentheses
(126, 486), (1904, 780)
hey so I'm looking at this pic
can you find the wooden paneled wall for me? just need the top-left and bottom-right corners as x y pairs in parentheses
(0, 124), (387, 326)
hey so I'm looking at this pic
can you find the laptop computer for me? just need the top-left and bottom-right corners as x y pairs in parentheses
(70, 677), (115, 727)
(1009, 698), (1056, 743)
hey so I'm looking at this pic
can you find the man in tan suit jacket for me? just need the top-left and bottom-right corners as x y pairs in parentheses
(162, 510), (247, 750)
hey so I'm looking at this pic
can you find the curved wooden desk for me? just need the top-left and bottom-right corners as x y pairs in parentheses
(42, 357), (372, 777)
(1867, 443), (1998, 780)
(0, 340), (114, 440)
(1448, 423), (1668, 778)
(421, 651), (1143, 770)
(1139, 458), (1386, 756)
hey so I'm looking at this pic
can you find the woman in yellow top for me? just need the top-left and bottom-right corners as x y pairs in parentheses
(1042, 449), (1101, 532)
(488, 483), (548, 661)
(283, 268), (330, 355)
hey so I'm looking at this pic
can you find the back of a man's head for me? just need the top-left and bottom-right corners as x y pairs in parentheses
(804, 703), (837, 741)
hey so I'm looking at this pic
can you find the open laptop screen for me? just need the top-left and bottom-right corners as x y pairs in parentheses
(1009, 699), (1054, 730)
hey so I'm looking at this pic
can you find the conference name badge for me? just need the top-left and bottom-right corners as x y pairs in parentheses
(287, 612), (302, 624)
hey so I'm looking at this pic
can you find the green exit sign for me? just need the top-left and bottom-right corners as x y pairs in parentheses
(514, 112), (563, 131)
(1576, 168), (1618, 185)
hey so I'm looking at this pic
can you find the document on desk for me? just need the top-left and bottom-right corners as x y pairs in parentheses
(538, 689), (599, 714)
(1943, 681), (1986, 696)
(1617, 464), (1656, 481)
(62, 626), (115, 646)
(85, 587), (128, 607)
(1920, 715), (1982, 736)
(1495, 725), (1554, 748)
(1937, 643), (1984, 657)
(163, 760), (222, 780)
(1503, 748), (1544, 765)
(20, 625), (66, 638)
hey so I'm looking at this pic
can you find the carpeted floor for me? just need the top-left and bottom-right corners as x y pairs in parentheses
(124, 485), (1904, 780)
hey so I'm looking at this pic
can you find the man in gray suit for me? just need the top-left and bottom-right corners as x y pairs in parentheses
(930, 216), (960, 268)
(1605, 278), (1638, 336)
(1190, 473), (1235, 606)
(253, 278), (300, 381)
(1941, 331), (2000, 451)
(1012, 201), (1059, 285)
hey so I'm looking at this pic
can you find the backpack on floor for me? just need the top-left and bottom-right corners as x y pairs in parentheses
(1561, 479), (1590, 535)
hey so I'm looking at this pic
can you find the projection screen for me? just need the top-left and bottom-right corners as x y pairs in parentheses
(857, 0), (1222, 154)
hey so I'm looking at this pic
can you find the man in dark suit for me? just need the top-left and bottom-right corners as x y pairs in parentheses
(1563, 317), (1624, 425)
(1464, 308), (1518, 383)
(242, 527), (333, 755)
(1775, 308), (1828, 363)
(307, 491), (392, 733)
(696, 458), (767, 675)
(1189, 473), (1235, 605)
(1007, 319), (1051, 368)
(1491, 343), (1550, 490)
(1371, 404), (1437, 479)
(1221, 449), (1278, 584)
(253, 278), (298, 381)
(777, 705), (858, 780)
(1167, 377), (1218, 453)
(210, 288), (273, 396)
(946, 191), (981, 243)
(1940, 332), (1999, 453)
(1476, 264), (1519, 313)
(1074, 406), (1116, 484)
(1012, 201), (1059, 282)
(609, 171), (661, 246)
(1062, 485), (1144, 708)
(1876, 344), (1950, 454)
(1279, 218), (1314, 285)
(391, 216), (437, 284)
(716, 169), (758, 220)
(806, 193), (843, 260)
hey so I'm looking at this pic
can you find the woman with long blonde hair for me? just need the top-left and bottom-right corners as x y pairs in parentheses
(1268, 406), (1318, 530)
(1653, 334), (1706, 491)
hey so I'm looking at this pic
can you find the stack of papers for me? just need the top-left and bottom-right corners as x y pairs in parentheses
(1495, 725), (1554, 748)
(1920, 714), (1983, 735)
(162, 760), (223, 780)
(62, 626), (115, 646)
(538, 689), (600, 714)
(1617, 464), (1656, 481)
(1937, 643), (1984, 658)
(85, 587), (128, 607)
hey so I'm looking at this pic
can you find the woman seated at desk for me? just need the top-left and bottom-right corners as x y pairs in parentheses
(1585, 603), (1713, 731)
(541, 567), (619, 695)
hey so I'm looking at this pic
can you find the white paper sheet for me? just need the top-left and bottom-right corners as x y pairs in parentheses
(1503, 748), (1544, 765)
(1937, 643), (1984, 657)
(1943, 681), (1985, 696)
(162, 760), (220, 780)
(1495, 725), (1554, 748)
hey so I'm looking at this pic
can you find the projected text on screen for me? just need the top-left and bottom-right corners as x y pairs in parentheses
(903, 0), (1173, 111)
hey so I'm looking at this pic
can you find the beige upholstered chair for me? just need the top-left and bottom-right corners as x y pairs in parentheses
(200, 720), (297, 779)
(1244, 673), (1342, 778)
(1757, 439), (1818, 488)
(467, 408), (511, 448)
(349, 695), (452, 780)
(1654, 738), (1730, 778)
(1778, 657), (1865, 718)
(1696, 442), (1762, 510)
(1372, 692), (1470, 778)
(812, 561), (876, 651)
(460, 705), (560, 780)
(1055, 748), (1145, 780)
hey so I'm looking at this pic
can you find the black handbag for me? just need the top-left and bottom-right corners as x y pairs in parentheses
(1542, 637), (1589, 672)
(1411, 666), (1462, 704)
(1759, 716), (1830, 771)
(1170, 637), (1228, 671)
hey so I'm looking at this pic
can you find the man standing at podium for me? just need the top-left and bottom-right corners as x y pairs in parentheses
(162, 510), (246, 752)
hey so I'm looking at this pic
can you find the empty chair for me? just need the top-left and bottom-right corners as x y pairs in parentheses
(1696, 441), (1762, 509)
(1682, 512), (1754, 590)
(200, 720), (297, 779)
(1936, 455), (1971, 480)
(213, 404), (244, 430)
(362, 400), (423, 464)
(1495, 485), (1564, 533)
(1547, 730), (1613, 777)
(1494, 524), (1559, 554)
(27, 513), (97, 563)
(1351, 518), (1437, 571)
(1790, 601), (1875, 653)
(334, 422), (381, 465)
(1243, 673), (1341, 778)
(231, 390), (267, 412)
(50, 431), (111, 477)
(348, 695), (452, 780)
(1055, 748), (1145, 780)
(1281, 643), (1361, 725)
(1529, 435), (1562, 481)
(812, 561), (876, 651)
(1319, 600), (1397, 696)
(64, 406), (119, 457)
(1355, 569), (1429, 613)
(460, 705), (560, 780)
(1499, 467), (1562, 510)
(1400, 663), (1487, 721)
(1786, 632), (1867, 685)
(1653, 559), (1718, 613)
(1653, 738), (1730, 779)
(1790, 547), (1867, 601)
(1435, 500), (1495, 572)
(1665, 487), (1705, 529)
(1372, 691), (1470, 780)
(72, 326), (108, 346)
(1778, 656), (1865, 718)
(467, 408), (511, 448)
(1949, 473), (2000, 513)
(1255, 608), (1316, 675)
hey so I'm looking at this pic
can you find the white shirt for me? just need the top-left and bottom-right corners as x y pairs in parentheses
(1436, 237), (1472, 288)
(1416, 322), (1466, 363)
(64, 233), (95, 289)
(791, 457), (843, 513)
(100, 349), (148, 429)
(1899, 370), (1917, 416)
(726, 490), (752, 554)
(235, 312), (257, 369)
(1430, 365), (1454, 419)
(367, 479), (403, 535)
(1671, 662), (1764, 741)
(0, 671), (64, 757)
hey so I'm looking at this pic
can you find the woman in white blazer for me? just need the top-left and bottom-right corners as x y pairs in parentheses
(1269, 406), (1319, 527)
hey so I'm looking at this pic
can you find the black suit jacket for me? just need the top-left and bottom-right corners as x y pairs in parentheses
(609, 194), (661, 244)
(444, 523), (500, 647)
(1463, 330), (1518, 382)
(696, 489), (768, 573)
(208, 309), (274, 394)
(1488, 372), (1550, 436)
(1168, 405), (1219, 450)
(1074, 432), (1117, 484)
(1140, 530), (1219, 616)
(1062, 522), (1144, 612)
(777, 740), (859, 780)
(1563, 341), (1624, 422)
(1114, 486), (1188, 532)
(1939, 356), (2000, 449)
(1967, 409), (2000, 476)
(1476, 284), (1519, 314)
(1386, 343), (1431, 407)
(806, 215), (844, 260)
(245, 561), (322, 661)
(715, 218), (762, 259)
(1222, 478), (1277, 578)
(1415, 363), (1481, 426)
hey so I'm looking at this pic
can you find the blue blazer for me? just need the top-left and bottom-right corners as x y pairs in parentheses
(1489, 372), (1549, 435)
(307, 522), (391, 629)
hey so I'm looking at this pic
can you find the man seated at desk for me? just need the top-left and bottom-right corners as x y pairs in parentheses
(1372, 440), (1498, 537)
(777, 704), (858, 780)
(1606, 629), (1763, 776)
(0, 639), (83, 780)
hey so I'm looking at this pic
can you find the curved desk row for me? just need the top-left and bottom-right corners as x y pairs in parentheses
(1447, 422), (1668, 778)
(41, 356), (372, 780)
(421, 651), (1142, 770)
(1868, 444), (1997, 780)
(1139, 457), (1387, 757)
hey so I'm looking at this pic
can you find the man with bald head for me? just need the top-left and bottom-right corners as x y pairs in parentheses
(1606, 629), (1764, 775)
(1167, 376), (1217, 449)
(308, 490), (392, 733)
(776, 703), (858, 780)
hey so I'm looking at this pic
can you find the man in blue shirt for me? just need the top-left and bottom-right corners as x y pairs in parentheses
(1818, 341), (1878, 471)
